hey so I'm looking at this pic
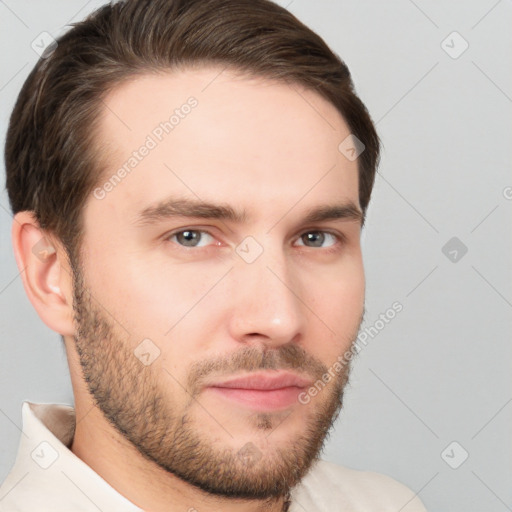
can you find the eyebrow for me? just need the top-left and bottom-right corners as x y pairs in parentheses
(134, 196), (363, 227)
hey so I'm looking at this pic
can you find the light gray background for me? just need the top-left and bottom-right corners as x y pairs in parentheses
(1, 1), (511, 511)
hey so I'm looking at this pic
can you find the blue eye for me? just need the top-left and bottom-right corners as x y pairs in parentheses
(167, 229), (215, 248)
(296, 231), (339, 248)
(164, 228), (343, 251)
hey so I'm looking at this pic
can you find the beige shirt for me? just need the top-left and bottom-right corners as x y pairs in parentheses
(0, 402), (427, 511)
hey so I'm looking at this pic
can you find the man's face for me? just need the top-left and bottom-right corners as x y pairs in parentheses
(71, 67), (364, 499)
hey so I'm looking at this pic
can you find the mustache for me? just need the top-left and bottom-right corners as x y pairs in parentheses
(186, 344), (329, 395)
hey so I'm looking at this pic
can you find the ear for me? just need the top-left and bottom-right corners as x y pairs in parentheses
(11, 211), (75, 336)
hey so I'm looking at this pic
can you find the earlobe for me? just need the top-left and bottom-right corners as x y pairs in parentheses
(11, 211), (75, 336)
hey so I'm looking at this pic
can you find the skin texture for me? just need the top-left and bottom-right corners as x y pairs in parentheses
(12, 66), (365, 512)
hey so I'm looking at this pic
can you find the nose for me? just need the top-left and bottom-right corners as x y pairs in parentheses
(226, 240), (307, 349)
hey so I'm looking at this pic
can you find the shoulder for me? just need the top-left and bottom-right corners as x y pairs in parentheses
(290, 459), (427, 512)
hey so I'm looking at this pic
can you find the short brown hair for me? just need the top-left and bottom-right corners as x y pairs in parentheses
(5, 0), (380, 263)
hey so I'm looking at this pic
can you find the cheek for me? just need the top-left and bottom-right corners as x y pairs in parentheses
(87, 256), (227, 376)
(305, 260), (364, 358)
(81, 231), (364, 373)
(84, 240), (217, 322)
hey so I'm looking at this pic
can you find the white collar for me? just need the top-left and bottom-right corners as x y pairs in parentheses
(0, 401), (142, 511)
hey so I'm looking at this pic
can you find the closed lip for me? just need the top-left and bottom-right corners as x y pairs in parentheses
(206, 371), (313, 391)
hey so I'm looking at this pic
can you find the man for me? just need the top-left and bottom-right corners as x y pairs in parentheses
(0, 0), (427, 510)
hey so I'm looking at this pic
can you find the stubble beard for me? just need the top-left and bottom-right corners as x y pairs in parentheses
(70, 261), (356, 500)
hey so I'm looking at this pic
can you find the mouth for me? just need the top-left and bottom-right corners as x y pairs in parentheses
(204, 371), (314, 411)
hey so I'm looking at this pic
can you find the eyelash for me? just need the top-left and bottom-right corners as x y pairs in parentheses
(163, 228), (346, 254)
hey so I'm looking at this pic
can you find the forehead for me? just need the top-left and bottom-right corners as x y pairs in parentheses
(88, 67), (360, 226)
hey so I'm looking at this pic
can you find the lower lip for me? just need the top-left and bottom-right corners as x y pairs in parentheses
(206, 386), (303, 411)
